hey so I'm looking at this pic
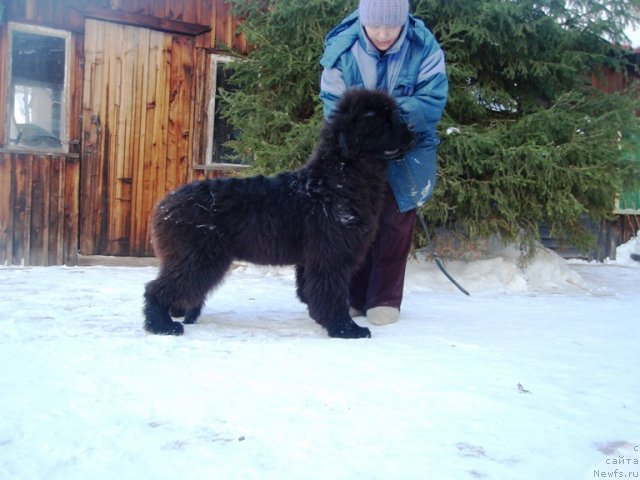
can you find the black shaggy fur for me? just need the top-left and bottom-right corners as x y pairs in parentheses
(143, 89), (415, 339)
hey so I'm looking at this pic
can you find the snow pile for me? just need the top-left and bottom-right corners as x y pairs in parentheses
(612, 230), (640, 267)
(407, 243), (586, 294)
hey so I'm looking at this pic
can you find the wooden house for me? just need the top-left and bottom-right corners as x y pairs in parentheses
(0, 0), (249, 266)
(592, 47), (640, 259)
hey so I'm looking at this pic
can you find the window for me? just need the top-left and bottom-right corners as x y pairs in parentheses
(205, 55), (246, 167)
(6, 23), (70, 152)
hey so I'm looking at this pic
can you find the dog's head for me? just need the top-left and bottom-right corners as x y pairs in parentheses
(328, 89), (415, 161)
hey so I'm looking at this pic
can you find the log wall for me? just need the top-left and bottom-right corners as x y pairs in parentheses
(0, 152), (79, 266)
(2, 0), (247, 52)
(0, 0), (248, 265)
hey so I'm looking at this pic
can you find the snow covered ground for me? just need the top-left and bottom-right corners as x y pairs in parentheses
(1, 236), (639, 480)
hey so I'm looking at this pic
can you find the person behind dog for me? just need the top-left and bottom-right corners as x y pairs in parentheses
(320, 0), (448, 325)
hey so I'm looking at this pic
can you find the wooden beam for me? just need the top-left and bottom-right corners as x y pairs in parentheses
(76, 6), (211, 37)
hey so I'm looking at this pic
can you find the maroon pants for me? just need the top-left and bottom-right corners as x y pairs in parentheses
(349, 185), (417, 311)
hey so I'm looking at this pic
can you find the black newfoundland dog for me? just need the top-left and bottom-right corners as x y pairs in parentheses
(143, 89), (414, 339)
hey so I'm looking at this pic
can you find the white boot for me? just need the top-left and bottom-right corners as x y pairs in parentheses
(366, 306), (400, 325)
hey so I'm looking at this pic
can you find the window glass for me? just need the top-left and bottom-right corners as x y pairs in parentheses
(7, 24), (69, 151)
(211, 61), (239, 164)
(206, 56), (244, 165)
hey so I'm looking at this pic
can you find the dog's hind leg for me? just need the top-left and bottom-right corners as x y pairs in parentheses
(295, 265), (307, 304)
(178, 255), (233, 325)
(302, 265), (371, 339)
(169, 306), (186, 318)
(168, 304), (202, 323)
(144, 287), (185, 335)
(143, 256), (232, 335)
(182, 305), (202, 324)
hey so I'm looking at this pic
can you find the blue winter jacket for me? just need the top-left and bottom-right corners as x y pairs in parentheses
(320, 11), (448, 212)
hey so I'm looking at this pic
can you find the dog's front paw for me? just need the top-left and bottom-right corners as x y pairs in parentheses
(145, 320), (185, 336)
(327, 321), (371, 339)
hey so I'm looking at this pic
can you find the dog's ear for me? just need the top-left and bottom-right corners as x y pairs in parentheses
(336, 112), (367, 157)
(338, 130), (349, 155)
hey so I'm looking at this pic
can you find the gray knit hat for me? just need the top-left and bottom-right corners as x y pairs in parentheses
(359, 0), (409, 27)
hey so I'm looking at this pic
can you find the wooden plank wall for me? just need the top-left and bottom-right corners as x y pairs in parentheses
(0, 153), (79, 266)
(591, 69), (634, 94)
(79, 20), (182, 257)
(3, 0), (248, 52)
(0, 0), (248, 265)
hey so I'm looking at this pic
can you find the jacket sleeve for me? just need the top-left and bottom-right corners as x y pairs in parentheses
(395, 47), (448, 136)
(320, 64), (347, 119)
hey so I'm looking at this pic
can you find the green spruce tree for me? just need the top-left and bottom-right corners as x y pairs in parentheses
(222, 0), (640, 252)
(219, 0), (354, 172)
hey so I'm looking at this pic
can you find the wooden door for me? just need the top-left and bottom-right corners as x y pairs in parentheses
(80, 19), (194, 256)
